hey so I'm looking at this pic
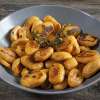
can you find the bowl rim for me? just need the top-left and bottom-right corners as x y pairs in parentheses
(0, 5), (100, 95)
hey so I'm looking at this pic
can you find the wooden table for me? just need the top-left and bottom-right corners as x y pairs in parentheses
(0, 0), (100, 100)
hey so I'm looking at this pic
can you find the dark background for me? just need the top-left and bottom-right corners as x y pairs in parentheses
(0, 0), (100, 100)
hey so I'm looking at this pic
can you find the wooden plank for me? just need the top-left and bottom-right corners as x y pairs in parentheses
(0, 0), (100, 4)
(0, 4), (100, 20)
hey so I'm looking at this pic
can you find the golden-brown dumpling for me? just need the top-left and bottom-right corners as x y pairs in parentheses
(21, 55), (44, 70)
(11, 38), (28, 56)
(0, 47), (16, 63)
(68, 68), (83, 87)
(56, 36), (80, 55)
(10, 26), (32, 42)
(0, 56), (11, 68)
(51, 51), (72, 61)
(23, 16), (42, 30)
(43, 15), (61, 33)
(34, 47), (54, 62)
(61, 24), (81, 37)
(12, 58), (22, 76)
(82, 58), (100, 78)
(75, 50), (100, 64)
(64, 57), (78, 70)
(49, 63), (65, 84)
(33, 22), (54, 37)
(53, 79), (67, 90)
(25, 41), (39, 55)
(45, 60), (56, 69)
(20, 70), (47, 88)
(77, 34), (98, 47)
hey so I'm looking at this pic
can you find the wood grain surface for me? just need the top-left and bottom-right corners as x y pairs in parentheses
(0, 0), (100, 100)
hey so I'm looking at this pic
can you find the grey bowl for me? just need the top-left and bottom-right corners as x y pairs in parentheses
(0, 5), (100, 95)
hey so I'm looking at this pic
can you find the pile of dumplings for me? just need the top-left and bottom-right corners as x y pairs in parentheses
(0, 15), (100, 90)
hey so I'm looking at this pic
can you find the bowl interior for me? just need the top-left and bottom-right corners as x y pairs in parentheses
(0, 5), (100, 94)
